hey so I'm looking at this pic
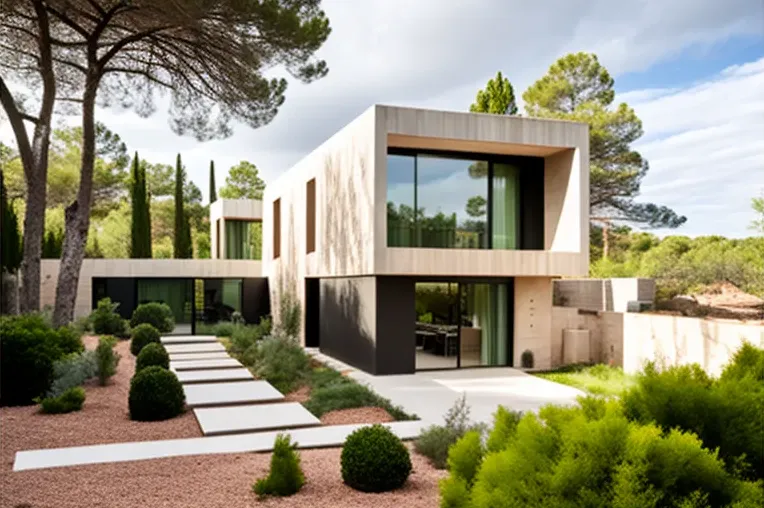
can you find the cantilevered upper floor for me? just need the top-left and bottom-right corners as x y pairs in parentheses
(263, 105), (590, 279)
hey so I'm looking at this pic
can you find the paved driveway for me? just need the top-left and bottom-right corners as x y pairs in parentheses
(350, 366), (584, 425)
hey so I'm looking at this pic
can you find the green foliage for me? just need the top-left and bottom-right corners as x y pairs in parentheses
(623, 355), (764, 480)
(91, 297), (127, 336)
(520, 350), (534, 368)
(486, 406), (522, 453)
(309, 366), (352, 391)
(130, 323), (162, 356)
(341, 424), (412, 493)
(135, 343), (170, 372)
(131, 302), (174, 333)
(72, 315), (93, 334)
(245, 335), (311, 393)
(439, 476), (471, 508)
(305, 381), (413, 421)
(0, 165), (22, 273)
(41, 228), (63, 258)
(536, 363), (636, 396)
(750, 193), (764, 234)
(39, 387), (86, 414)
(720, 342), (764, 383)
(218, 160), (266, 199)
(0, 314), (84, 405)
(470, 71), (518, 115)
(456, 400), (762, 508)
(128, 366), (185, 421)
(447, 430), (484, 486)
(173, 153), (193, 259)
(96, 336), (120, 385)
(276, 285), (301, 338)
(130, 152), (152, 258)
(522, 52), (685, 229)
(415, 395), (482, 469)
(229, 319), (271, 354)
(209, 160), (217, 203)
(252, 434), (305, 498)
(47, 350), (98, 398)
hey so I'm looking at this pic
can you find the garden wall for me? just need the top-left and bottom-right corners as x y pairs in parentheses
(551, 306), (764, 377)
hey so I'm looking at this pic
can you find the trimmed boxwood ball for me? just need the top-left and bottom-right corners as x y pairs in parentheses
(130, 323), (161, 356)
(341, 424), (412, 492)
(135, 343), (170, 372)
(130, 302), (175, 333)
(128, 366), (185, 421)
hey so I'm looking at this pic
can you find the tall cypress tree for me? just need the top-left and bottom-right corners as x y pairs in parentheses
(209, 160), (217, 204)
(0, 170), (22, 273)
(130, 152), (152, 258)
(174, 154), (191, 258)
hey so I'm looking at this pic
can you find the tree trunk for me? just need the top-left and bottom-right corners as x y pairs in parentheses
(53, 79), (98, 326)
(602, 221), (610, 260)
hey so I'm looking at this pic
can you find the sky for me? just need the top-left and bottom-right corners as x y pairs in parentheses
(1, 0), (763, 238)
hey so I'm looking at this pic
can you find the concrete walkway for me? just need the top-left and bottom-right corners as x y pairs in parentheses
(13, 421), (428, 471)
(307, 349), (583, 425)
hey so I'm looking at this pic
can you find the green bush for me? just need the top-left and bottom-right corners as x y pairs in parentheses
(305, 381), (413, 421)
(309, 366), (352, 391)
(485, 406), (522, 453)
(0, 314), (84, 406)
(447, 430), (484, 486)
(415, 395), (481, 469)
(439, 476), (471, 508)
(460, 399), (762, 508)
(212, 321), (235, 337)
(720, 342), (764, 383)
(72, 315), (92, 334)
(130, 302), (174, 333)
(248, 336), (311, 393)
(230, 324), (266, 354)
(341, 424), (412, 492)
(96, 336), (120, 386)
(90, 297), (127, 336)
(136, 343), (170, 372)
(47, 351), (98, 398)
(128, 366), (185, 421)
(252, 434), (305, 497)
(40, 387), (86, 414)
(130, 323), (161, 356)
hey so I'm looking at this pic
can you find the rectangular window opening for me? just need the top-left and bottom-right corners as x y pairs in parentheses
(273, 198), (281, 259)
(306, 179), (316, 253)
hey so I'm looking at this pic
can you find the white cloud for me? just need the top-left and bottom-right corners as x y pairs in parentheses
(1, 0), (762, 238)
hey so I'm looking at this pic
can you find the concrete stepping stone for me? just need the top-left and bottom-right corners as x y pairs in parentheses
(161, 335), (219, 345)
(13, 421), (428, 471)
(164, 343), (226, 355)
(175, 367), (253, 384)
(194, 402), (321, 436)
(183, 380), (284, 408)
(171, 358), (242, 371)
(169, 352), (232, 361)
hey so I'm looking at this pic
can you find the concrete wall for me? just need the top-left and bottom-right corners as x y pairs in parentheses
(514, 277), (554, 370)
(550, 306), (764, 377)
(40, 259), (262, 318)
(554, 278), (656, 312)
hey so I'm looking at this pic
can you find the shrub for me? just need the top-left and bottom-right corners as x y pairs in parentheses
(415, 395), (481, 469)
(72, 315), (92, 334)
(252, 434), (305, 497)
(136, 343), (170, 372)
(231, 311), (245, 325)
(439, 476), (471, 508)
(309, 366), (351, 391)
(115, 320), (131, 340)
(305, 381), (413, 421)
(130, 323), (161, 356)
(485, 406), (522, 453)
(0, 314), (83, 406)
(96, 336), (120, 386)
(520, 350), (534, 368)
(230, 324), (265, 355)
(248, 336), (311, 393)
(128, 366), (185, 421)
(447, 430), (484, 486)
(130, 302), (174, 333)
(90, 297), (127, 336)
(720, 342), (764, 383)
(213, 321), (235, 337)
(341, 424), (412, 492)
(47, 351), (98, 398)
(39, 387), (86, 414)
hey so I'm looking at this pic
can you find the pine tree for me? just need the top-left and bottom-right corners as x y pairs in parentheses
(173, 154), (192, 258)
(209, 160), (217, 204)
(0, 171), (22, 273)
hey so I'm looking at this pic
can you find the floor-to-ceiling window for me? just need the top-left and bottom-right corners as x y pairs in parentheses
(225, 220), (262, 259)
(137, 279), (194, 334)
(415, 280), (512, 370)
(386, 150), (529, 250)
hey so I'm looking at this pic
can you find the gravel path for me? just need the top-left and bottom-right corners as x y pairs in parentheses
(1, 445), (443, 508)
(320, 407), (394, 425)
(0, 336), (201, 470)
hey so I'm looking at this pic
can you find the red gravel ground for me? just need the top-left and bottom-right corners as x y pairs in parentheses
(1, 337), (440, 507)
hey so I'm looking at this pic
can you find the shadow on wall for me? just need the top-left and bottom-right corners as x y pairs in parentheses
(322, 144), (368, 276)
(319, 279), (376, 374)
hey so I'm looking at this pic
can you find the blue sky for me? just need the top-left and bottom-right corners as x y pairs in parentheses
(2, 0), (763, 239)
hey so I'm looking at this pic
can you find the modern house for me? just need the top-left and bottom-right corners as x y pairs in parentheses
(262, 105), (589, 374)
(39, 105), (589, 374)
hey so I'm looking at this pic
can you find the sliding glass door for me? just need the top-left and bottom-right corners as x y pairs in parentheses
(136, 279), (194, 335)
(415, 280), (512, 370)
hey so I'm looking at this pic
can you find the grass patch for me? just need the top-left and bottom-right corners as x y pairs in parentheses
(304, 381), (416, 421)
(535, 363), (636, 397)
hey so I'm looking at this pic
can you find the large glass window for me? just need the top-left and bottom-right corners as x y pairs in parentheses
(386, 151), (529, 249)
(137, 279), (193, 325)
